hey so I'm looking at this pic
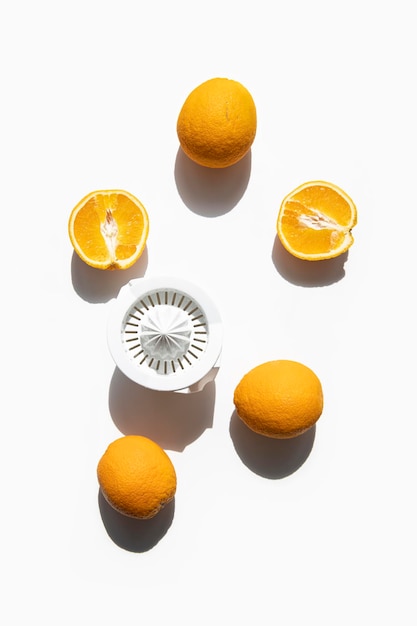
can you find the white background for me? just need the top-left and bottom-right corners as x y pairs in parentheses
(1, 1), (416, 624)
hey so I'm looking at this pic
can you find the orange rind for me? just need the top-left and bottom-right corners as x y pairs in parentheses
(97, 435), (177, 519)
(234, 360), (324, 439)
(177, 77), (257, 168)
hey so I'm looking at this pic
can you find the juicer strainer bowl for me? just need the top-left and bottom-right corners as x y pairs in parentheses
(107, 276), (222, 392)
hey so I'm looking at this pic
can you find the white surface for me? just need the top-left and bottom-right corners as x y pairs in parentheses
(1, 1), (416, 624)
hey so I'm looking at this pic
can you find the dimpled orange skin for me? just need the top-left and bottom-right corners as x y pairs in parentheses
(233, 360), (324, 439)
(177, 77), (257, 168)
(97, 435), (177, 519)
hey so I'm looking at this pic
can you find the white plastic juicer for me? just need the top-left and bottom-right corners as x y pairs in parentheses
(107, 276), (222, 393)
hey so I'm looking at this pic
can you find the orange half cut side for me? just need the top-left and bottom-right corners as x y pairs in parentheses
(68, 189), (149, 270)
(277, 181), (357, 261)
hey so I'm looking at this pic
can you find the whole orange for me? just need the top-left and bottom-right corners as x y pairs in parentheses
(233, 360), (324, 439)
(97, 435), (177, 519)
(177, 77), (257, 168)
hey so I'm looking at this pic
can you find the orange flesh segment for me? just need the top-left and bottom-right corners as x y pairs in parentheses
(70, 191), (148, 268)
(278, 183), (357, 260)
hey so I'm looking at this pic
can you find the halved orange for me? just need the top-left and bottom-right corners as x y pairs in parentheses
(68, 189), (149, 270)
(276, 181), (357, 261)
